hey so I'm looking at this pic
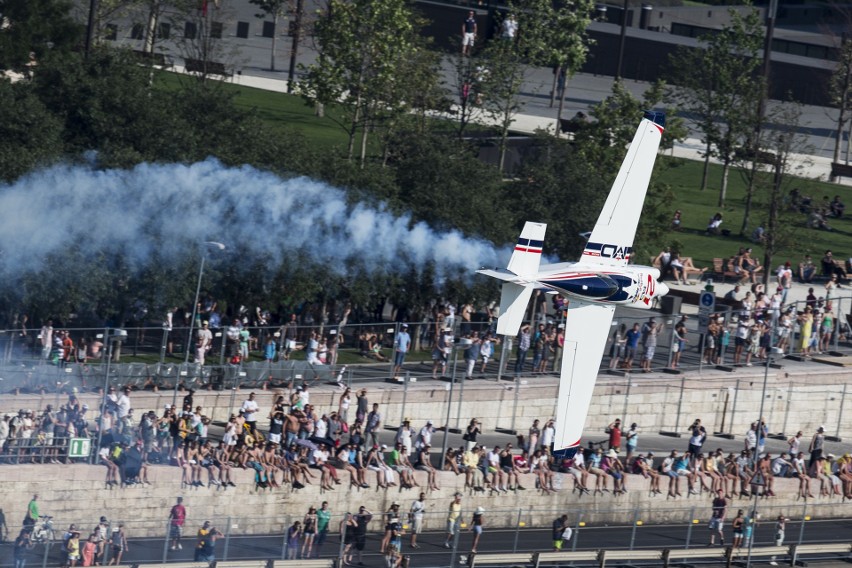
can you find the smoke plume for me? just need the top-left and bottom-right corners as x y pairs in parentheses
(0, 159), (508, 279)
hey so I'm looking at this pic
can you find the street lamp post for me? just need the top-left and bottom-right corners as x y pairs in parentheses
(183, 242), (226, 367)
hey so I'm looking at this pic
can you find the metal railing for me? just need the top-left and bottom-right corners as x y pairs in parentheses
(6, 503), (849, 568)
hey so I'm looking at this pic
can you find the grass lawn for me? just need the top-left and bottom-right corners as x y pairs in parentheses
(658, 158), (852, 270)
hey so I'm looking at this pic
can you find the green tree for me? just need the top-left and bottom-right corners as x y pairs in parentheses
(0, 80), (63, 182)
(0, 0), (82, 72)
(298, 0), (424, 164)
(515, 0), (595, 131)
(755, 102), (811, 285)
(250, 0), (289, 71)
(667, 7), (764, 207)
(830, 37), (852, 178)
(476, 39), (526, 172)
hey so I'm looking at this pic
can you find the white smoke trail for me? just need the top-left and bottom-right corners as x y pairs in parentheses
(0, 159), (510, 278)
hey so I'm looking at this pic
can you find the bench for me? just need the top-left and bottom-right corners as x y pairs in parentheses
(791, 542), (852, 565)
(713, 258), (739, 283)
(469, 552), (533, 567)
(535, 551), (600, 565)
(184, 58), (233, 77)
(831, 162), (852, 180)
(133, 50), (173, 68)
(137, 561), (271, 568)
(663, 547), (728, 567)
(273, 561), (334, 568)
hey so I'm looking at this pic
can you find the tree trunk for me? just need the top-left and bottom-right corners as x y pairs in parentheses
(270, 13), (278, 71)
(700, 139), (711, 191)
(347, 95), (361, 161)
(144, 0), (160, 55)
(287, 0), (305, 91)
(359, 118), (370, 169)
(549, 66), (559, 108)
(740, 156), (760, 236)
(554, 73), (567, 136)
(719, 159), (730, 208)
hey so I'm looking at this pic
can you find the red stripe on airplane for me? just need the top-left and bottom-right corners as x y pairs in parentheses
(514, 246), (542, 253)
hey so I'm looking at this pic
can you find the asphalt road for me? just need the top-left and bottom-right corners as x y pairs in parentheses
(4, 515), (852, 567)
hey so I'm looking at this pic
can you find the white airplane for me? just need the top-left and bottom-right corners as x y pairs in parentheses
(477, 111), (670, 458)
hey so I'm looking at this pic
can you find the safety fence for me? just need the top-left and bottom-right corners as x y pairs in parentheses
(5, 503), (850, 568)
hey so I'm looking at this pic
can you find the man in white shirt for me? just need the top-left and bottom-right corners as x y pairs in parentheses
(241, 393), (259, 434)
(486, 445), (505, 492)
(116, 387), (131, 420)
(195, 321), (213, 365)
(415, 421), (434, 450)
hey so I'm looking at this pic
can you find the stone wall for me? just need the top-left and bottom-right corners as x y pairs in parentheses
(0, 465), (844, 539)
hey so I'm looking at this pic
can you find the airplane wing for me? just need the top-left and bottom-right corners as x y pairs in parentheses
(580, 111), (665, 267)
(552, 302), (615, 453)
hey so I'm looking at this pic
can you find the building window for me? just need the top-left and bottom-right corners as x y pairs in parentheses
(211, 21), (223, 38)
(236, 21), (249, 38)
(130, 23), (144, 40)
(262, 21), (275, 38)
(185, 21), (197, 39)
(158, 22), (171, 39)
(105, 23), (118, 41)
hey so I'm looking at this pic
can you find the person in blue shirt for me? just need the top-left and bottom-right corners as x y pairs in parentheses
(623, 323), (641, 369)
(393, 324), (411, 377)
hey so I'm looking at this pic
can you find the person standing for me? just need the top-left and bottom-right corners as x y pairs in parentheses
(409, 493), (426, 549)
(551, 514), (571, 551)
(195, 521), (222, 563)
(352, 506), (372, 565)
(770, 514), (786, 566)
(14, 528), (33, 568)
(708, 489), (727, 546)
(168, 497), (186, 551)
(66, 530), (81, 567)
(461, 11), (477, 56)
(22, 494), (38, 528)
(809, 425), (825, 467)
(444, 492), (462, 548)
(625, 423), (639, 462)
(365, 403), (382, 447)
(108, 524), (128, 566)
(286, 521), (302, 560)
(470, 506), (485, 553)
(514, 324), (531, 375)
(606, 419), (622, 451)
(241, 393), (260, 435)
(393, 324), (411, 378)
(315, 501), (332, 557)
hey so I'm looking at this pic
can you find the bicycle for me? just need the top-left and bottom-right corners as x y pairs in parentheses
(32, 515), (54, 544)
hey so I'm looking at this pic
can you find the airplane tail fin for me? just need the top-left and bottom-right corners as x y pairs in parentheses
(496, 282), (535, 336)
(507, 222), (547, 276)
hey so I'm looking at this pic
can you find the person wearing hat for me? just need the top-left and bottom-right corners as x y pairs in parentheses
(65, 529), (81, 567)
(393, 324), (411, 378)
(195, 320), (213, 365)
(443, 493), (463, 548)
(109, 523), (129, 565)
(469, 506), (485, 553)
(94, 516), (109, 561)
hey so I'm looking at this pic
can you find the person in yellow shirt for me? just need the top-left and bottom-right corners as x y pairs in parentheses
(443, 493), (463, 548)
(66, 530), (81, 567)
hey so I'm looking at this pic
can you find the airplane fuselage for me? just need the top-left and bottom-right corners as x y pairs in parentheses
(536, 263), (669, 308)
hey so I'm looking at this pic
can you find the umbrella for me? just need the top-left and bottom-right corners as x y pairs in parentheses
(295, 439), (318, 451)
